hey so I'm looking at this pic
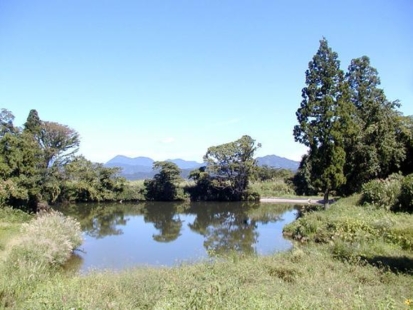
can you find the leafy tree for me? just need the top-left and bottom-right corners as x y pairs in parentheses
(187, 136), (261, 201)
(187, 166), (216, 201)
(0, 131), (44, 211)
(24, 110), (80, 169)
(40, 121), (80, 168)
(61, 156), (124, 202)
(341, 56), (406, 194)
(0, 109), (125, 209)
(293, 38), (354, 207)
(0, 109), (17, 137)
(398, 115), (413, 175)
(144, 161), (183, 201)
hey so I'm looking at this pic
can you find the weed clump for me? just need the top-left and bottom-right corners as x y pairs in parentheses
(6, 211), (82, 268)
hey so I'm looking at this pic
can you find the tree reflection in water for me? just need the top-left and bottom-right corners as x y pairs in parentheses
(55, 203), (138, 238)
(57, 201), (300, 271)
(187, 202), (260, 255)
(143, 202), (183, 242)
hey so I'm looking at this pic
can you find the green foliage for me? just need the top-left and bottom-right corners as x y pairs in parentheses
(249, 180), (295, 198)
(0, 109), (126, 208)
(292, 154), (317, 196)
(144, 161), (185, 201)
(24, 109), (80, 169)
(40, 121), (80, 168)
(0, 131), (44, 211)
(250, 167), (295, 197)
(251, 165), (293, 182)
(340, 56), (406, 195)
(116, 180), (146, 201)
(293, 42), (410, 198)
(399, 174), (413, 212)
(293, 38), (354, 205)
(61, 156), (125, 202)
(284, 196), (413, 257)
(361, 174), (403, 210)
(0, 207), (32, 255)
(0, 109), (17, 137)
(399, 115), (413, 175)
(188, 135), (261, 201)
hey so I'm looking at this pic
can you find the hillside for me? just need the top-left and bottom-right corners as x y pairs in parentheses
(105, 155), (299, 180)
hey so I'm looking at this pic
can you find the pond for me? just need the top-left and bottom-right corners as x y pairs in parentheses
(56, 201), (301, 273)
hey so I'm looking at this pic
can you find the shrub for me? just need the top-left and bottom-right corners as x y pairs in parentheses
(7, 211), (82, 268)
(241, 189), (260, 201)
(361, 174), (403, 209)
(398, 174), (413, 212)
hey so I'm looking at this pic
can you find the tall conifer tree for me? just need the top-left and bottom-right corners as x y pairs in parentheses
(294, 38), (353, 207)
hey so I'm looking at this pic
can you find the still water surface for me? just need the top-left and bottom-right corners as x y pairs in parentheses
(57, 201), (300, 272)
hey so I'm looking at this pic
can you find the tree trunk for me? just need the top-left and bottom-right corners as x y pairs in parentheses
(323, 189), (330, 210)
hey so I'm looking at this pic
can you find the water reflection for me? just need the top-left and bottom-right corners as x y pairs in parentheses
(187, 203), (259, 255)
(143, 202), (183, 242)
(56, 201), (301, 272)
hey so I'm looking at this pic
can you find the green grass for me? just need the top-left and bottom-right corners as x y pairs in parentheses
(0, 207), (32, 258)
(1, 246), (412, 309)
(284, 195), (413, 270)
(1, 197), (413, 309)
(249, 179), (296, 198)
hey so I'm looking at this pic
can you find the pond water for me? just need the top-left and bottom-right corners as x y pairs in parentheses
(57, 201), (301, 273)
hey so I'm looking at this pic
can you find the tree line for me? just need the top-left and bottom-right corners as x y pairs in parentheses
(0, 109), (262, 210)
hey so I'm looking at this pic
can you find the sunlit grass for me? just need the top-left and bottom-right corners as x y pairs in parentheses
(249, 179), (296, 198)
(2, 245), (412, 309)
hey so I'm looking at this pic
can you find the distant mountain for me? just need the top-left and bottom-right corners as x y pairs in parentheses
(106, 155), (154, 167)
(166, 158), (204, 170)
(105, 154), (299, 180)
(256, 155), (300, 171)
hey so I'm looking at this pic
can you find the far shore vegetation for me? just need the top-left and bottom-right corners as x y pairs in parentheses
(1, 37), (412, 308)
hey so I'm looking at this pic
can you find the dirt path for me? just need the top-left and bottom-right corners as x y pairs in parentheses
(259, 197), (325, 204)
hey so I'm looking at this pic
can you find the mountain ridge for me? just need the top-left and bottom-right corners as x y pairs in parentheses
(105, 154), (300, 180)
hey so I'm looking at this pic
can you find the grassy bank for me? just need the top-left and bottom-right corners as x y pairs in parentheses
(2, 245), (412, 309)
(1, 196), (412, 309)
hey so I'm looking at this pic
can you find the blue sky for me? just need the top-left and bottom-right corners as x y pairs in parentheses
(1, 1), (412, 163)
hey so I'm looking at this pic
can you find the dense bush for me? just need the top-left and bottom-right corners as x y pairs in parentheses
(144, 161), (186, 201)
(361, 174), (403, 209)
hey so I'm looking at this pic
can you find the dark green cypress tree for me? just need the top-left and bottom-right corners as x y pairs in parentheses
(293, 38), (354, 208)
